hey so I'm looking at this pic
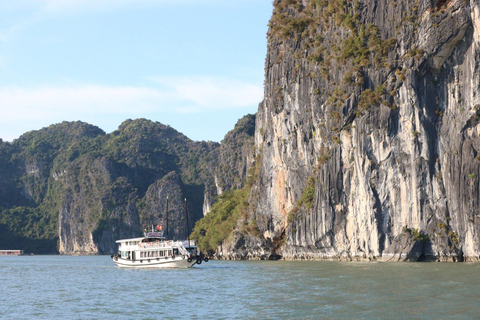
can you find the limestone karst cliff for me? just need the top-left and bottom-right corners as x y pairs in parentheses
(211, 0), (480, 261)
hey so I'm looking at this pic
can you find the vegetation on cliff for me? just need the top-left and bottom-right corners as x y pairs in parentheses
(191, 152), (261, 254)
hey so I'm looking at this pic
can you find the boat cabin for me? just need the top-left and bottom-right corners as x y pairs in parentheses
(116, 236), (195, 263)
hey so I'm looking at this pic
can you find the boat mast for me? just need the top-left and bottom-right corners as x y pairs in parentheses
(184, 198), (191, 246)
(165, 196), (169, 239)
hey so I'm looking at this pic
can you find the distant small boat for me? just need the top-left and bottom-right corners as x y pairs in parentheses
(111, 231), (207, 268)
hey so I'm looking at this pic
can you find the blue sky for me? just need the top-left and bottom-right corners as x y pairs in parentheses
(0, 0), (272, 142)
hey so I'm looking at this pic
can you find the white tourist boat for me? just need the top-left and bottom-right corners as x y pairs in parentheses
(112, 198), (207, 268)
(111, 230), (208, 268)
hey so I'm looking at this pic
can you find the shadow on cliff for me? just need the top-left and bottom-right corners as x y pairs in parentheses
(0, 224), (58, 254)
(92, 218), (141, 254)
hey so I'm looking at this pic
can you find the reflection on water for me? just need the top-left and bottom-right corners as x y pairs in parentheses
(1, 256), (479, 319)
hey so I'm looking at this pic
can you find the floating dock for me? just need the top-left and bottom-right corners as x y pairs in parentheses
(0, 250), (24, 256)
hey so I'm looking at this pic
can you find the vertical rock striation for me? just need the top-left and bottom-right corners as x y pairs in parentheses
(238, 0), (480, 261)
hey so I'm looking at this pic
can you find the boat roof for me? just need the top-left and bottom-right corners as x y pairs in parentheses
(115, 236), (162, 243)
(115, 237), (197, 247)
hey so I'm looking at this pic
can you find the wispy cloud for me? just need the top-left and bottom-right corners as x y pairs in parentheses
(0, 85), (166, 121)
(23, 0), (229, 15)
(0, 0), (185, 43)
(149, 76), (263, 110)
(0, 76), (263, 124)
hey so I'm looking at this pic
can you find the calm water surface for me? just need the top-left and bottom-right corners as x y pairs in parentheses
(1, 256), (479, 319)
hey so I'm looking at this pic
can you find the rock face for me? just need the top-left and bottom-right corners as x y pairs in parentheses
(233, 0), (480, 261)
(202, 114), (257, 215)
(58, 156), (143, 254)
(139, 171), (189, 240)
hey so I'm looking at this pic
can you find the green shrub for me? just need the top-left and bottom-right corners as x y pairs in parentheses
(448, 231), (459, 244)
(287, 176), (317, 224)
(358, 88), (382, 111)
(300, 177), (316, 209)
(403, 226), (429, 242)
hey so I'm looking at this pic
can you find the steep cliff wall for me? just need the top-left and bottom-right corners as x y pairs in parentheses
(236, 0), (480, 261)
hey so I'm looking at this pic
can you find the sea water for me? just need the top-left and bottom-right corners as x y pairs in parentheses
(1, 255), (479, 319)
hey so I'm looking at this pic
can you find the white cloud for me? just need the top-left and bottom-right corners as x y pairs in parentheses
(0, 77), (263, 124)
(150, 76), (263, 110)
(0, 86), (162, 122)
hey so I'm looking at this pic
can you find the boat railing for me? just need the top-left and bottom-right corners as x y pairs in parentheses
(181, 240), (196, 247)
(120, 240), (196, 250)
